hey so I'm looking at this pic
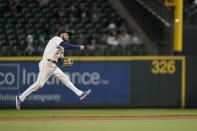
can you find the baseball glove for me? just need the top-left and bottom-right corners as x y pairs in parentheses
(59, 58), (73, 67)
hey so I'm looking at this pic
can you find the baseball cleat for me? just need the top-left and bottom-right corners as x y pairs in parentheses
(79, 89), (91, 100)
(16, 96), (21, 111)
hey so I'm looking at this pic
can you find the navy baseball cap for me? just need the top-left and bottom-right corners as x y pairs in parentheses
(57, 29), (71, 36)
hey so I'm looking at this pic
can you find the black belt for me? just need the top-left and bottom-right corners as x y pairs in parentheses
(47, 59), (57, 64)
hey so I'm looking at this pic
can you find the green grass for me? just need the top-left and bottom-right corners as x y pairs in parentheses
(0, 109), (197, 117)
(0, 109), (197, 131)
(0, 120), (197, 131)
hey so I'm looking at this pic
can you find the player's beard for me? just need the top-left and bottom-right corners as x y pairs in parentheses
(62, 37), (68, 42)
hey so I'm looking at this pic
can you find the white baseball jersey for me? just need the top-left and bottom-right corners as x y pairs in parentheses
(43, 36), (64, 62)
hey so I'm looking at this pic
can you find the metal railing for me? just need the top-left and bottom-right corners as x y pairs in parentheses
(136, 0), (174, 26)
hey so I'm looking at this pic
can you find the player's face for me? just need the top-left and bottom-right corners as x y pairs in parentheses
(63, 32), (69, 41)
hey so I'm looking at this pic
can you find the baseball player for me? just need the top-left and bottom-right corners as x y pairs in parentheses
(16, 29), (91, 110)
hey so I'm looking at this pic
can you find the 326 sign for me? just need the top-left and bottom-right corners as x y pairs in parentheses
(151, 60), (176, 74)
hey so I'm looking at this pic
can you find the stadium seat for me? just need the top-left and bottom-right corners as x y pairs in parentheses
(0, 0), (145, 56)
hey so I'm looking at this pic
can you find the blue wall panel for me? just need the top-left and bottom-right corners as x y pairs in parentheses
(0, 62), (131, 105)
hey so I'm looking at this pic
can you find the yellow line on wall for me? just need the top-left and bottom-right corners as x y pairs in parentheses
(181, 56), (186, 109)
(0, 57), (42, 61)
(0, 56), (185, 61)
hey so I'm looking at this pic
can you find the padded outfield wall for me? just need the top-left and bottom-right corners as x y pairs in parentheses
(0, 56), (192, 108)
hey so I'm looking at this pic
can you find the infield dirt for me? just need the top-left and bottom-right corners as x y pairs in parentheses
(0, 116), (197, 121)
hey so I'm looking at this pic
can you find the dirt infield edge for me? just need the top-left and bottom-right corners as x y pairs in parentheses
(0, 116), (197, 121)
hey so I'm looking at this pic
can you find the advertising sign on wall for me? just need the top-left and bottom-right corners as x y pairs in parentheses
(0, 62), (131, 106)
